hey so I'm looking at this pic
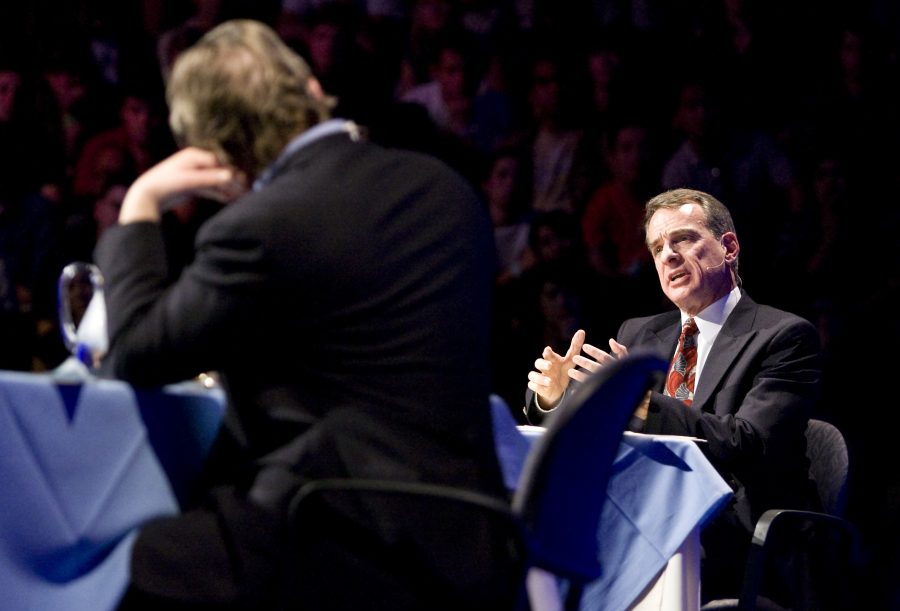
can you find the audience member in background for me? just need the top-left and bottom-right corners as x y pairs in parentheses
(580, 119), (659, 279)
(37, 46), (105, 194)
(660, 78), (803, 287)
(91, 183), (128, 242)
(0, 169), (62, 372)
(67, 83), (175, 260)
(689, 0), (790, 130)
(287, 4), (386, 128)
(94, 19), (517, 611)
(451, 1), (525, 154)
(579, 117), (664, 320)
(524, 53), (584, 214)
(797, 22), (900, 188)
(481, 144), (534, 286)
(490, 208), (600, 416)
(0, 58), (67, 370)
(769, 150), (856, 334)
(72, 84), (172, 201)
(568, 32), (637, 210)
(400, 35), (476, 140)
(393, 0), (458, 97)
(523, 188), (822, 604)
(399, 29), (518, 165)
(0, 54), (69, 197)
(483, 145), (533, 411)
(519, 209), (593, 295)
(0, 62), (43, 194)
(156, 0), (223, 82)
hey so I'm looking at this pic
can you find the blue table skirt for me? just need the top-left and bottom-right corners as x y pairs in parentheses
(0, 372), (729, 611)
(0, 366), (225, 611)
(490, 395), (732, 610)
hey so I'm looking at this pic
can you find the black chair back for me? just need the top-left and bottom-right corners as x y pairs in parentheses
(701, 418), (859, 611)
(804, 419), (849, 517)
(512, 352), (666, 608)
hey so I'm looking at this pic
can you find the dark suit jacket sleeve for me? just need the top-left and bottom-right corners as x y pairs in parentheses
(522, 387), (568, 425)
(94, 214), (267, 386)
(631, 308), (821, 517)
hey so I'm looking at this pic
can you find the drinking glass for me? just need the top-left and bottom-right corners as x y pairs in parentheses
(57, 262), (107, 367)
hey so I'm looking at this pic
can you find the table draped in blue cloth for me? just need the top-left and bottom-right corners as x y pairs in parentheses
(0, 375), (728, 611)
(0, 364), (225, 611)
(489, 395), (732, 611)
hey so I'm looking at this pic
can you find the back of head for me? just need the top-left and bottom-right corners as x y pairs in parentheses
(166, 19), (334, 179)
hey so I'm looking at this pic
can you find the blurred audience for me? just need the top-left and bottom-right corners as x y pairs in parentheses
(660, 77), (803, 290)
(580, 118), (659, 280)
(480, 144), (534, 287)
(0, 3), (899, 606)
(523, 52), (584, 213)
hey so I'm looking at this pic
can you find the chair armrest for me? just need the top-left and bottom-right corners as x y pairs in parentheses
(737, 509), (860, 611)
(287, 477), (516, 521)
(750, 509), (858, 548)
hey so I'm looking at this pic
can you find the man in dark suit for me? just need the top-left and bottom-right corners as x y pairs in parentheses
(95, 19), (517, 611)
(525, 187), (822, 602)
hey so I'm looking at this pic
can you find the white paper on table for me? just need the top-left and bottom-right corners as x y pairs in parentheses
(623, 431), (708, 444)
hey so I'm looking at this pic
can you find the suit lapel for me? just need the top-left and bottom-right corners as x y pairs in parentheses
(646, 312), (681, 392)
(693, 294), (758, 408)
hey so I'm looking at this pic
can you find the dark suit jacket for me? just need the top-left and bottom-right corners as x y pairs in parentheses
(526, 292), (822, 558)
(96, 131), (516, 609)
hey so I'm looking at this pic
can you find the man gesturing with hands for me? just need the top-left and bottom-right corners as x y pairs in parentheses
(523, 188), (822, 603)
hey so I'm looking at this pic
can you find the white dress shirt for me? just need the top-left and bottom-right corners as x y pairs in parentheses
(683, 286), (742, 390)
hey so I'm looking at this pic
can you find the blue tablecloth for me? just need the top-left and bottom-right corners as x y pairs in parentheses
(0, 376), (728, 611)
(0, 365), (225, 611)
(490, 395), (733, 610)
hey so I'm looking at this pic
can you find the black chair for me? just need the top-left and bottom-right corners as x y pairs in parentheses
(701, 418), (861, 611)
(288, 477), (525, 611)
(287, 352), (667, 611)
(511, 351), (667, 611)
(805, 418), (849, 516)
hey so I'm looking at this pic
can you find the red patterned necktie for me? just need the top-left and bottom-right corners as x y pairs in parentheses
(665, 317), (699, 406)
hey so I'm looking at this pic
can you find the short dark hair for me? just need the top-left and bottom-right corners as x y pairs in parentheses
(644, 188), (740, 278)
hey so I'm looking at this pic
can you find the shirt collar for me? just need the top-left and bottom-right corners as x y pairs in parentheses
(252, 119), (360, 191)
(682, 286), (742, 335)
